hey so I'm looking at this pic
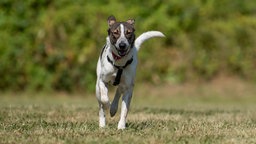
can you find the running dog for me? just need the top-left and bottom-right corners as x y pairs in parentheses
(96, 15), (165, 129)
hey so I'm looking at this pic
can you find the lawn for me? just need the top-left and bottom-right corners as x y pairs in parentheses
(0, 78), (256, 144)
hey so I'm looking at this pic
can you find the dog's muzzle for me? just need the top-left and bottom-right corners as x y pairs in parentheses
(117, 42), (128, 56)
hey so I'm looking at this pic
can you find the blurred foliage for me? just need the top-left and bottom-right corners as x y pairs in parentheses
(0, 0), (256, 92)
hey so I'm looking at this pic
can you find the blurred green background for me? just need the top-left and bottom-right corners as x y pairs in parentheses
(1, 0), (256, 93)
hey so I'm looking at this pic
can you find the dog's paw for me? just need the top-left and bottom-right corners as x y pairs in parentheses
(110, 103), (118, 117)
(99, 117), (106, 128)
(117, 121), (126, 130)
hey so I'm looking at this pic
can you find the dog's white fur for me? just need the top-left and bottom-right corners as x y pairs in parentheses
(96, 29), (165, 129)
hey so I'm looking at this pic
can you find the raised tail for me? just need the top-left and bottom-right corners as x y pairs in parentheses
(134, 31), (165, 51)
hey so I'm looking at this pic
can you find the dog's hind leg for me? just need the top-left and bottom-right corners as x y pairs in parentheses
(110, 87), (122, 117)
(96, 79), (110, 128)
(118, 86), (133, 129)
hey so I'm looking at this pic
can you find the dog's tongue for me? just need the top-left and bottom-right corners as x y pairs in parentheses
(118, 50), (127, 56)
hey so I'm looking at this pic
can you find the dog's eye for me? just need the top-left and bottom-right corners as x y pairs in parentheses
(113, 30), (119, 35)
(126, 30), (131, 35)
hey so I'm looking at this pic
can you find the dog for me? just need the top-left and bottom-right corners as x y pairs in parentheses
(96, 15), (165, 129)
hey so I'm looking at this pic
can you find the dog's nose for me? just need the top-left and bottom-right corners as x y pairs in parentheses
(119, 43), (126, 49)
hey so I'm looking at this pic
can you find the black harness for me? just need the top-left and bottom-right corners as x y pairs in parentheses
(100, 44), (133, 86)
(107, 56), (133, 86)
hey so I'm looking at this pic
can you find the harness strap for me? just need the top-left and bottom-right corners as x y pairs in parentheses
(107, 56), (133, 86)
(113, 69), (123, 86)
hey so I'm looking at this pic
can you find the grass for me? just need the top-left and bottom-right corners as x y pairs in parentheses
(1, 78), (256, 144)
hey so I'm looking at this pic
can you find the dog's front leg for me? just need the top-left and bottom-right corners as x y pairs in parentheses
(118, 86), (133, 129)
(96, 79), (110, 128)
(110, 87), (122, 117)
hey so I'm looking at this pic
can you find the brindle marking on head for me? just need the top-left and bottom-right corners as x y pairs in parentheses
(107, 16), (135, 46)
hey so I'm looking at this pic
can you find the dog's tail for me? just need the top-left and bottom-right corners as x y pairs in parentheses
(134, 31), (165, 51)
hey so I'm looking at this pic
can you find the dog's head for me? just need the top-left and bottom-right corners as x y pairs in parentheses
(107, 15), (135, 57)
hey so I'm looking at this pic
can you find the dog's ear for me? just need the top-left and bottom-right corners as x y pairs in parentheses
(108, 15), (116, 27)
(127, 19), (135, 26)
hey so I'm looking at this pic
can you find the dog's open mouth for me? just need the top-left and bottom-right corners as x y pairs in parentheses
(118, 49), (127, 56)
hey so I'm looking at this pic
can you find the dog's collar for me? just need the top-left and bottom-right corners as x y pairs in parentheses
(107, 56), (133, 69)
(112, 51), (122, 61)
(107, 56), (133, 86)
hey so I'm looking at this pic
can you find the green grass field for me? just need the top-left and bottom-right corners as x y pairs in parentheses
(1, 79), (256, 144)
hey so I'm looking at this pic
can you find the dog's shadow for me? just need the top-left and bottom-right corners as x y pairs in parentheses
(133, 107), (241, 116)
(125, 107), (242, 130)
(126, 121), (165, 131)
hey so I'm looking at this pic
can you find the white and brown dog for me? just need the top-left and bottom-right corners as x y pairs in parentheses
(96, 15), (165, 129)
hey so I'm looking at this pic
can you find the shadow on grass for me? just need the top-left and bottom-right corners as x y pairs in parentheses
(133, 107), (242, 116)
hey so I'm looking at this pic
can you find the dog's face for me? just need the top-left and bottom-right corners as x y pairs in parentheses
(107, 16), (135, 56)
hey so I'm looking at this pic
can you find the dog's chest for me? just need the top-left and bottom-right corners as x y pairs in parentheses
(102, 68), (120, 85)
